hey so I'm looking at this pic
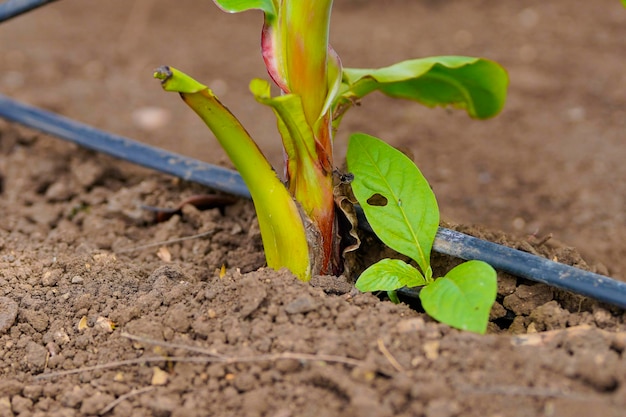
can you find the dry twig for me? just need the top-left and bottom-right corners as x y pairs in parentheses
(377, 338), (405, 373)
(99, 386), (155, 415)
(122, 332), (227, 358)
(115, 231), (214, 254)
(34, 332), (365, 381)
(510, 325), (623, 347)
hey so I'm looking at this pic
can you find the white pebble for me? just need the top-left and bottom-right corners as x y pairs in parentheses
(71, 276), (84, 284)
(132, 107), (171, 131)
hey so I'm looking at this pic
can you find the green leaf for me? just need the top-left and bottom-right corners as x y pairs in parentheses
(337, 56), (508, 120)
(356, 259), (427, 292)
(212, 0), (276, 15)
(420, 260), (497, 334)
(622, 0), (626, 8)
(347, 133), (439, 275)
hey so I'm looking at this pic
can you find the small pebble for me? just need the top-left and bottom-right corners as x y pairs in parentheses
(395, 317), (426, 333)
(284, 295), (317, 314)
(71, 276), (84, 284)
(151, 367), (169, 386)
(422, 341), (440, 361)
(45, 181), (74, 202)
(0, 297), (18, 334)
(592, 307), (612, 327)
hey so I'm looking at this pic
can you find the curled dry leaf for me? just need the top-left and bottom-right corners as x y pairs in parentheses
(333, 178), (361, 255)
(77, 316), (88, 331)
(157, 246), (172, 263)
(333, 176), (363, 278)
(95, 316), (116, 333)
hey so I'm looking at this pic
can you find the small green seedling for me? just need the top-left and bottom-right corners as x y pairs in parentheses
(347, 133), (497, 334)
(155, 1), (507, 283)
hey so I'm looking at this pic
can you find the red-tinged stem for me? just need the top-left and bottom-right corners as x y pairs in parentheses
(288, 154), (337, 274)
(287, 112), (337, 275)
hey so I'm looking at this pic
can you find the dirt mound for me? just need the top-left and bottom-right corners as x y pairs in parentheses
(0, 134), (624, 417)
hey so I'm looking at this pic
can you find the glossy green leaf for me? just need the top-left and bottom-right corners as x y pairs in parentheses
(347, 133), (439, 275)
(336, 56), (508, 122)
(356, 259), (427, 292)
(420, 260), (497, 334)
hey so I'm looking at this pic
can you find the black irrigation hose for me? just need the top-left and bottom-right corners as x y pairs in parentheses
(1, 93), (625, 310)
(0, 0), (58, 23)
(0, 94), (250, 198)
(404, 229), (626, 309)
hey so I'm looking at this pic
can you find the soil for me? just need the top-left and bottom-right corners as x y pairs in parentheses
(1, 1), (626, 416)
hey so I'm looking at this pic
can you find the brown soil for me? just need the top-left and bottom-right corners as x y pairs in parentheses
(1, 1), (626, 416)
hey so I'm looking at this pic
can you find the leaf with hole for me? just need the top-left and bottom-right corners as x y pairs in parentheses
(347, 133), (439, 275)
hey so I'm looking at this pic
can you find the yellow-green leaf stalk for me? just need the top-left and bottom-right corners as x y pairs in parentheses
(154, 66), (312, 280)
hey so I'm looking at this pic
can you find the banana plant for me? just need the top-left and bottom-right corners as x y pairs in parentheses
(155, 0), (508, 281)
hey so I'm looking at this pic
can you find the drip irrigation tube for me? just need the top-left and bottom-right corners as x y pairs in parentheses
(1, 94), (625, 309)
(0, 0), (58, 23)
(409, 228), (626, 308)
(0, 95), (250, 198)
